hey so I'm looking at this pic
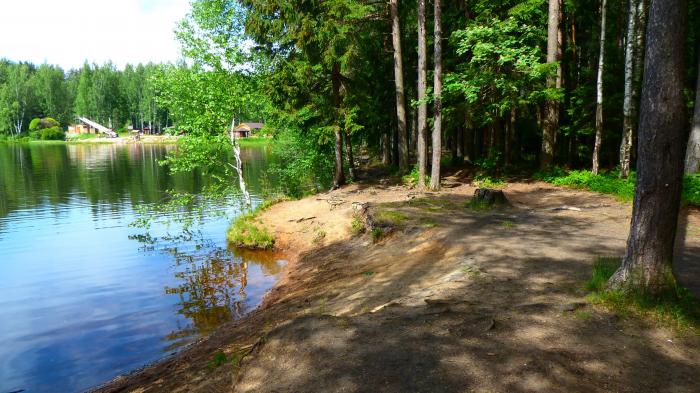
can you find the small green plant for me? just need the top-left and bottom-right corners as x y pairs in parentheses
(209, 351), (228, 369)
(227, 213), (274, 249)
(402, 165), (430, 187)
(463, 266), (481, 278)
(363, 271), (375, 277)
(500, 220), (516, 229)
(350, 217), (365, 235)
(474, 174), (506, 189)
(312, 227), (327, 244)
(371, 228), (384, 242)
(585, 257), (700, 331)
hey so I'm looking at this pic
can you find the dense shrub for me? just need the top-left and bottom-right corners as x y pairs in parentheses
(28, 117), (64, 140)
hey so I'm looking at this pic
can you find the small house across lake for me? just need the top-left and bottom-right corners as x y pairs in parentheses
(232, 122), (264, 138)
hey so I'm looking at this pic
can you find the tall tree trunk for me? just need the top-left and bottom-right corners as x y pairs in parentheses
(429, 0), (442, 191)
(332, 63), (345, 188)
(592, 0), (607, 174)
(540, 0), (562, 170)
(390, 0), (409, 173)
(344, 131), (356, 181)
(619, 0), (639, 178)
(686, 50), (700, 173)
(382, 131), (391, 164)
(608, 0), (688, 295)
(417, 0), (428, 189)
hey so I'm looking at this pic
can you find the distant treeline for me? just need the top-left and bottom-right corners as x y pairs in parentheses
(0, 60), (171, 134)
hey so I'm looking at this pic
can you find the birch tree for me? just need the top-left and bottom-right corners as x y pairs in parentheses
(592, 0), (607, 174)
(685, 51), (700, 174)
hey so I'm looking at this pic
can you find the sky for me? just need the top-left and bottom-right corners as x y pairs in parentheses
(0, 0), (191, 70)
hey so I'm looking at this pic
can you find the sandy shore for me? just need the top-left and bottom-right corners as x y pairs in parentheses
(95, 173), (700, 393)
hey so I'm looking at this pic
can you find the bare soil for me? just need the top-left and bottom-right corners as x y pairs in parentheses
(95, 173), (700, 393)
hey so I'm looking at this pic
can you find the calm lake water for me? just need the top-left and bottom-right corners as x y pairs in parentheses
(0, 143), (284, 393)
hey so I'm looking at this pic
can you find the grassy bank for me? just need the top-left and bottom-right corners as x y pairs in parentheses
(535, 169), (700, 207)
(226, 196), (287, 249)
(586, 257), (700, 332)
(237, 137), (272, 147)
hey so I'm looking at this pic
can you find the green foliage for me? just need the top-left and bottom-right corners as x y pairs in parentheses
(586, 257), (700, 332)
(474, 174), (506, 189)
(370, 227), (384, 242)
(683, 174), (700, 206)
(28, 117), (64, 140)
(374, 210), (408, 227)
(536, 169), (636, 201)
(402, 165), (430, 187)
(350, 217), (365, 235)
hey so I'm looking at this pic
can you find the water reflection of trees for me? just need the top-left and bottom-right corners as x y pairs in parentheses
(162, 244), (283, 350)
(0, 143), (270, 219)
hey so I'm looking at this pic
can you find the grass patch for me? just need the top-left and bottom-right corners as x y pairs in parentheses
(586, 257), (700, 332)
(350, 217), (365, 235)
(465, 198), (493, 211)
(371, 227), (384, 242)
(474, 174), (506, 189)
(374, 210), (408, 227)
(227, 213), (275, 249)
(535, 169), (636, 201)
(226, 197), (286, 249)
(500, 220), (516, 229)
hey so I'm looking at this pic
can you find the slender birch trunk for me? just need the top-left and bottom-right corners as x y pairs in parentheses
(619, 0), (638, 178)
(540, 0), (562, 170)
(344, 131), (356, 181)
(390, 0), (409, 173)
(429, 0), (442, 191)
(685, 50), (700, 173)
(417, 0), (428, 189)
(592, 0), (607, 174)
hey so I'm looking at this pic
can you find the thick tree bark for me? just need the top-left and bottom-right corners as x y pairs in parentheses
(429, 0), (442, 191)
(417, 0), (428, 189)
(540, 0), (562, 170)
(382, 131), (391, 164)
(592, 0), (607, 174)
(609, 0), (688, 295)
(332, 63), (345, 188)
(685, 50), (700, 173)
(390, 0), (409, 173)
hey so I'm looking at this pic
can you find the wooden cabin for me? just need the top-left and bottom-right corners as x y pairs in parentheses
(232, 122), (264, 138)
(67, 124), (95, 135)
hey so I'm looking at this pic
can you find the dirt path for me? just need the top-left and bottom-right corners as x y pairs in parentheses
(96, 177), (700, 393)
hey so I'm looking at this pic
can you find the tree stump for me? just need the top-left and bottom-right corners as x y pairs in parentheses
(472, 188), (509, 206)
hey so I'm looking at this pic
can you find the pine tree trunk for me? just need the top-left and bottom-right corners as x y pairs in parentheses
(684, 49), (700, 173)
(540, 0), (562, 170)
(332, 63), (345, 188)
(592, 0), (607, 174)
(429, 0), (442, 191)
(417, 0), (428, 189)
(608, 0), (688, 295)
(382, 131), (391, 164)
(390, 0), (409, 173)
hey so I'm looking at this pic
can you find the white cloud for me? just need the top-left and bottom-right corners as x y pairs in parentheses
(0, 0), (190, 70)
